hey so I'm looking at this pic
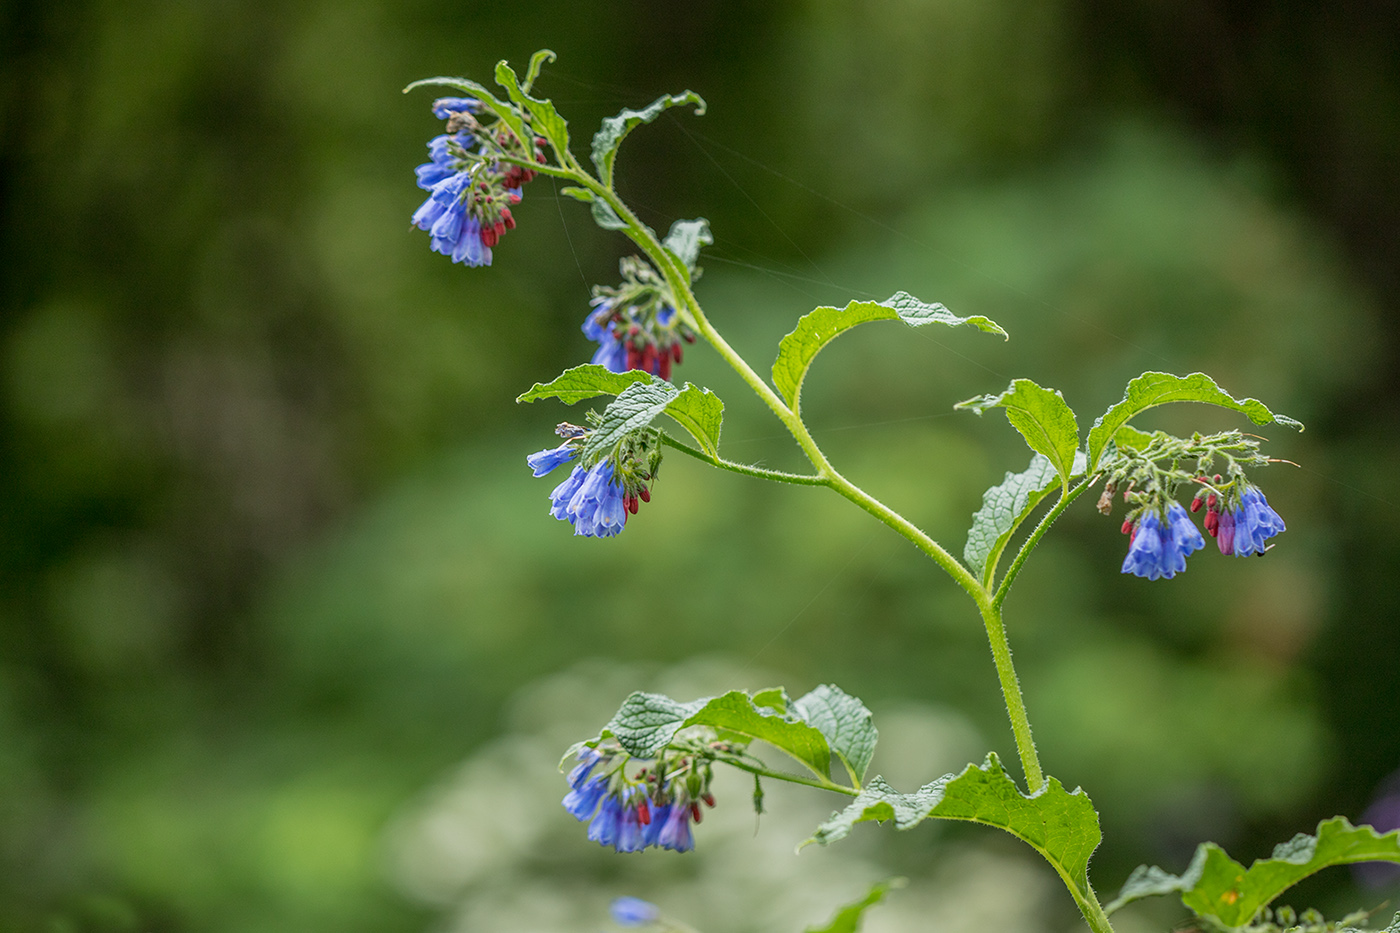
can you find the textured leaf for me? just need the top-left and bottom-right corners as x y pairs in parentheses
(601, 690), (833, 778)
(664, 384), (724, 458)
(772, 293), (1006, 410)
(1107, 818), (1400, 929)
(516, 364), (655, 405)
(582, 382), (677, 460)
(957, 379), (1082, 488)
(964, 453), (1060, 584)
(807, 754), (1101, 911)
(663, 218), (713, 273)
(555, 186), (631, 231)
(591, 91), (706, 187)
(794, 684), (878, 786)
(1109, 424), (1155, 453)
(494, 57), (569, 157)
(804, 878), (906, 933)
(1087, 372), (1303, 473)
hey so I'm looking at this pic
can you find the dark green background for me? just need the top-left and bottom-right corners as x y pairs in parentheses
(3, 1), (1399, 930)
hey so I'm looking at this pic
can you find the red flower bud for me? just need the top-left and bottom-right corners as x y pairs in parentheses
(690, 802), (702, 823)
(659, 355), (672, 381)
(1204, 509), (1219, 537)
(636, 801), (651, 825)
(501, 208), (515, 229)
(639, 486), (650, 503)
(671, 343), (682, 363)
(1121, 518), (1134, 535)
(702, 793), (715, 807)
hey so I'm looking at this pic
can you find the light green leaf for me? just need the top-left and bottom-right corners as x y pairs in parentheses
(1109, 424), (1156, 453)
(557, 186), (631, 232)
(494, 57), (569, 157)
(794, 684), (878, 786)
(664, 383), (724, 458)
(806, 754), (1101, 913)
(516, 364), (656, 405)
(964, 453), (1060, 585)
(1106, 818), (1400, 929)
(521, 48), (554, 94)
(804, 878), (907, 933)
(957, 379), (1081, 489)
(601, 689), (834, 778)
(663, 218), (713, 273)
(1086, 372), (1304, 473)
(772, 293), (1006, 410)
(591, 91), (706, 187)
(751, 687), (790, 712)
(582, 382), (677, 460)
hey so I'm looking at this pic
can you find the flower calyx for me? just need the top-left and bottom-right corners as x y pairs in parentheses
(562, 743), (718, 854)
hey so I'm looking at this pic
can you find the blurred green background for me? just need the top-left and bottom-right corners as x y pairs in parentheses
(3, 1), (1400, 931)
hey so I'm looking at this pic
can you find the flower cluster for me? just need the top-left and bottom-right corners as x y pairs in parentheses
(584, 257), (696, 380)
(411, 96), (546, 266)
(1120, 501), (1205, 580)
(563, 746), (716, 854)
(1199, 481), (1286, 557)
(527, 421), (662, 537)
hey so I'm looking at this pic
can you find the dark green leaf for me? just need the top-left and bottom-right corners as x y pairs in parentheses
(772, 293), (1006, 410)
(1106, 818), (1400, 929)
(964, 453), (1060, 585)
(582, 382), (677, 460)
(516, 364), (656, 405)
(804, 878), (906, 933)
(794, 684), (878, 786)
(591, 92), (706, 187)
(807, 754), (1101, 914)
(600, 689), (833, 778)
(493, 58), (569, 158)
(957, 379), (1081, 488)
(1086, 372), (1303, 473)
(663, 218), (713, 273)
(663, 384), (724, 458)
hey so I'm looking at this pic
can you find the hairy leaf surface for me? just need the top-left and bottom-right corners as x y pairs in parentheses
(592, 92), (706, 187)
(964, 453), (1060, 583)
(1087, 372), (1303, 473)
(772, 293), (1005, 409)
(1107, 818), (1400, 928)
(957, 379), (1081, 488)
(663, 218), (713, 273)
(794, 684), (878, 786)
(516, 364), (655, 405)
(494, 56), (568, 156)
(807, 754), (1101, 910)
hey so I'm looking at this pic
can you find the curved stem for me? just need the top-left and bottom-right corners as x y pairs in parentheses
(658, 433), (827, 485)
(993, 478), (1094, 610)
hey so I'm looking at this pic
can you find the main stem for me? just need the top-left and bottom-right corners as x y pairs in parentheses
(578, 172), (1110, 925)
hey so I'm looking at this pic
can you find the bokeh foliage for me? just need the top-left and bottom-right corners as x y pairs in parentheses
(2, 1), (1398, 931)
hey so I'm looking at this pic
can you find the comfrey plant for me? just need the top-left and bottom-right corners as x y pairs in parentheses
(406, 51), (1400, 933)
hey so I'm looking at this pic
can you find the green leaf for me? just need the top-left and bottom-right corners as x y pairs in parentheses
(1086, 372), (1304, 473)
(493, 58), (569, 159)
(751, 687), (790, 712)
(521, 48), (554, 94)
(664, 383), (724, 458)
(1106, 818), (1400, 929)
(964, 453), (1060, 585)
(804, 878), (906, 933)
(557, 186), (632, 231)
(806, 754), (1101, 913)
(591, 91), (707, 187)
(663, 218), (713, 273)
(1109, 424), (1155, 453)
(772, 293), (1006, 410)
(794, 684), (878, 786)
(601, 689), (834, 778)
(957, 379), (1081, 489)
(582, 382), (678, 460)
(516, 364), (656, 405)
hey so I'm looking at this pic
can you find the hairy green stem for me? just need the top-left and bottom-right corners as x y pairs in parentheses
(978, 601), (1043, 793)
(720, 758), (860, 797)
(993, 478), (1094, 610)
(658, 433), (826, 485)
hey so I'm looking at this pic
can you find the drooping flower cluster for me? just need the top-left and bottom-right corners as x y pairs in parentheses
(527, 421), (662, 537)
(1120, 501), (1205, 580)
(411, 96), (546, 266)
(584, 256), (696, 380)
(563, 746), (716, 854)
(1100, 431), (1287, 581)
(1199, 480), (1286, 557)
